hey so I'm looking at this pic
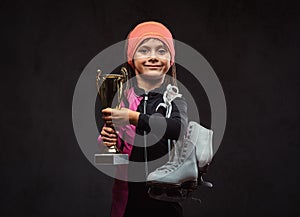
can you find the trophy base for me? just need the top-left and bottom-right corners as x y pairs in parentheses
(94, 153), (129, 165)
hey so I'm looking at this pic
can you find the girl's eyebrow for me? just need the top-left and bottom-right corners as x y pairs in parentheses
(137, 45), (151, 49)
(138, 45), (168, 49)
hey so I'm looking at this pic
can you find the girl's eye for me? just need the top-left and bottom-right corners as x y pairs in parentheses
(138, 49), (149, 54)
(157, 49), (167, 55)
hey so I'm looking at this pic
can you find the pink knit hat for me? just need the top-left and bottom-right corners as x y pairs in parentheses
(127, 21), (175, 68)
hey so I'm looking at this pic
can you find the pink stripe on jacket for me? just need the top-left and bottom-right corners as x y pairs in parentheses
(97, 87), (143, 217)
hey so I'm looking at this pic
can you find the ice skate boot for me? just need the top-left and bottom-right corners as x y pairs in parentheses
(147, 121), (214, 202)
(146, 122), (199, 202)
(189, 121), (213, 169)
(189, 121), (214, 188)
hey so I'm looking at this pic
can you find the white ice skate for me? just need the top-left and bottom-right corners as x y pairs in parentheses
(146, 121), (213, 202)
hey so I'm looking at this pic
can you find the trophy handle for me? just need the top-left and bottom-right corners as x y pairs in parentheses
(120, 66), (129, 95)
(96, 69), (103, 96)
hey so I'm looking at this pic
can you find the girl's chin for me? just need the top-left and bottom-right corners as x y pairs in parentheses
(138, 71), (166, 79)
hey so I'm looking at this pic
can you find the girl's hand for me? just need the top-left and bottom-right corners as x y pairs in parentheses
(100, 126), (117, 147)
(102, 108), (140, 127)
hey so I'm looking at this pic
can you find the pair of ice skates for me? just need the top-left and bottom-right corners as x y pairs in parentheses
(146, 121), (214, 203)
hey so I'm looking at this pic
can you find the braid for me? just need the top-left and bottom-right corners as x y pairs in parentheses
(165, 63), (177, 86)
(171, 64), (177, 86)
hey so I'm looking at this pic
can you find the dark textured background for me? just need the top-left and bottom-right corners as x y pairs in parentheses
(1, 0), (300, 216)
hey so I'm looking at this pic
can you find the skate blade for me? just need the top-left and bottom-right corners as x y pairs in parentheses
(147, 180), (198, 190)
(147, 180), (200, 202)
(148, 186), (201, 203)
(148, 187), (185, 202)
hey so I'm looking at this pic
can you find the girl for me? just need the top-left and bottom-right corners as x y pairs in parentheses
(98, 21), (188, 217)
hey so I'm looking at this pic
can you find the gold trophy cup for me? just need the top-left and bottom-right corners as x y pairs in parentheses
(94, 67), (129, 165)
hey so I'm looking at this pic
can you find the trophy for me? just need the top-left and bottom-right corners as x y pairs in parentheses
(94, 67), (129, 165)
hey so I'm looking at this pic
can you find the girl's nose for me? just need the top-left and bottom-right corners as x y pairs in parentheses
(148, 56), (158, 63)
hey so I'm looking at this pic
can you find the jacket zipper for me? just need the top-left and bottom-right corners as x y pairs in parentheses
(143, 92), (149, 176)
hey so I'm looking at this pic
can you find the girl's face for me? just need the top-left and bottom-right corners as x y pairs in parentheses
(133, 38), (171, 80)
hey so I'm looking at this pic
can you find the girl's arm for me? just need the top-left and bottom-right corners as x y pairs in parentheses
(137, 98), (188, 140)
(102, 97), (188, 141)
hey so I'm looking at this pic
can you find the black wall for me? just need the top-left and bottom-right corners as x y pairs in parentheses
(1, 0), (300, 217)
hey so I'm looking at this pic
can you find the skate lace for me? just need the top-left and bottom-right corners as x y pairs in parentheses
(155, 84), (182, 118)
(157, 139), (189, 172)
(157, 161), (178, 172)
(157, 146), (179, 171)
(155, 85), (184, 172)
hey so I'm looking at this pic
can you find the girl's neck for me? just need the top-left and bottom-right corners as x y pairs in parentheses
(135, 75), (165, 92)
